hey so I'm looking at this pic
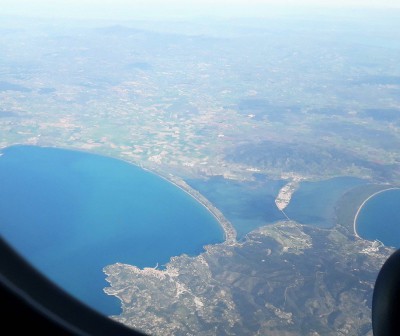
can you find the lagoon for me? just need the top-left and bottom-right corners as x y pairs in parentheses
(187, 175), (368, 240)
(186, 175), (287, 240)
(285, 177), (368, 228)
(0, 145), (223, 316)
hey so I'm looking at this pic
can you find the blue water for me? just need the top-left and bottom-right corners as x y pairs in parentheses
(285, 176), (368, 228)
(187, 175), (287, 239)
(0, 145), (223, 316)
(187, 175), (368, 239)
(356, 188), (400, 248)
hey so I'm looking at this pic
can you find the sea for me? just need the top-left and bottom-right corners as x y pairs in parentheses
(0, 145), (224, 316)
(2, 145), (398, 317)
(355, 188), (400, 249)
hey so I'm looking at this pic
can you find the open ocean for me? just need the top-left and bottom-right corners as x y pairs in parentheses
(355, 188), (400, 249)
(0, 145), (223, 316)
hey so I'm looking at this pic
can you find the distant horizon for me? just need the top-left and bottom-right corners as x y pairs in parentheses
(1, 0), (400, 21)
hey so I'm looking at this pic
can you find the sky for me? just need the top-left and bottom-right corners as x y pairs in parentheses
(1, 0), (399, 20)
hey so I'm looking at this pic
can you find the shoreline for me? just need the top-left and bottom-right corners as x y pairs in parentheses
(155, 173), (237, 245)
(2, 143), (237, 245)
(353, 187), (400, 239)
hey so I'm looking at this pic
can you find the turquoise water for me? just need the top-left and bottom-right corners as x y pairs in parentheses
(0, 145), (223, 316)
(285, 177), (367, 228)
(356, 188), (400, 248)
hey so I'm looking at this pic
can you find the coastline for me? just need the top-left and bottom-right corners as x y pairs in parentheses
(155, 173), (237, 245)
(79, 146), (238, 244)
(2, 143), (237, 245)
(353, 187), (400, 239)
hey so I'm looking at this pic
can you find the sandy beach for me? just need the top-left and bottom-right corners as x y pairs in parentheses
(353, 187), (400, 238)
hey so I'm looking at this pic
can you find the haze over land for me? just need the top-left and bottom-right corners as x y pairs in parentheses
(1, 2), (399, 335)
(2, 0), (400, 20)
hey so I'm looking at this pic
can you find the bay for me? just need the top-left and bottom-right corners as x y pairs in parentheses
(355, 188), (400, 248)
(0, 145), (223, 316)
